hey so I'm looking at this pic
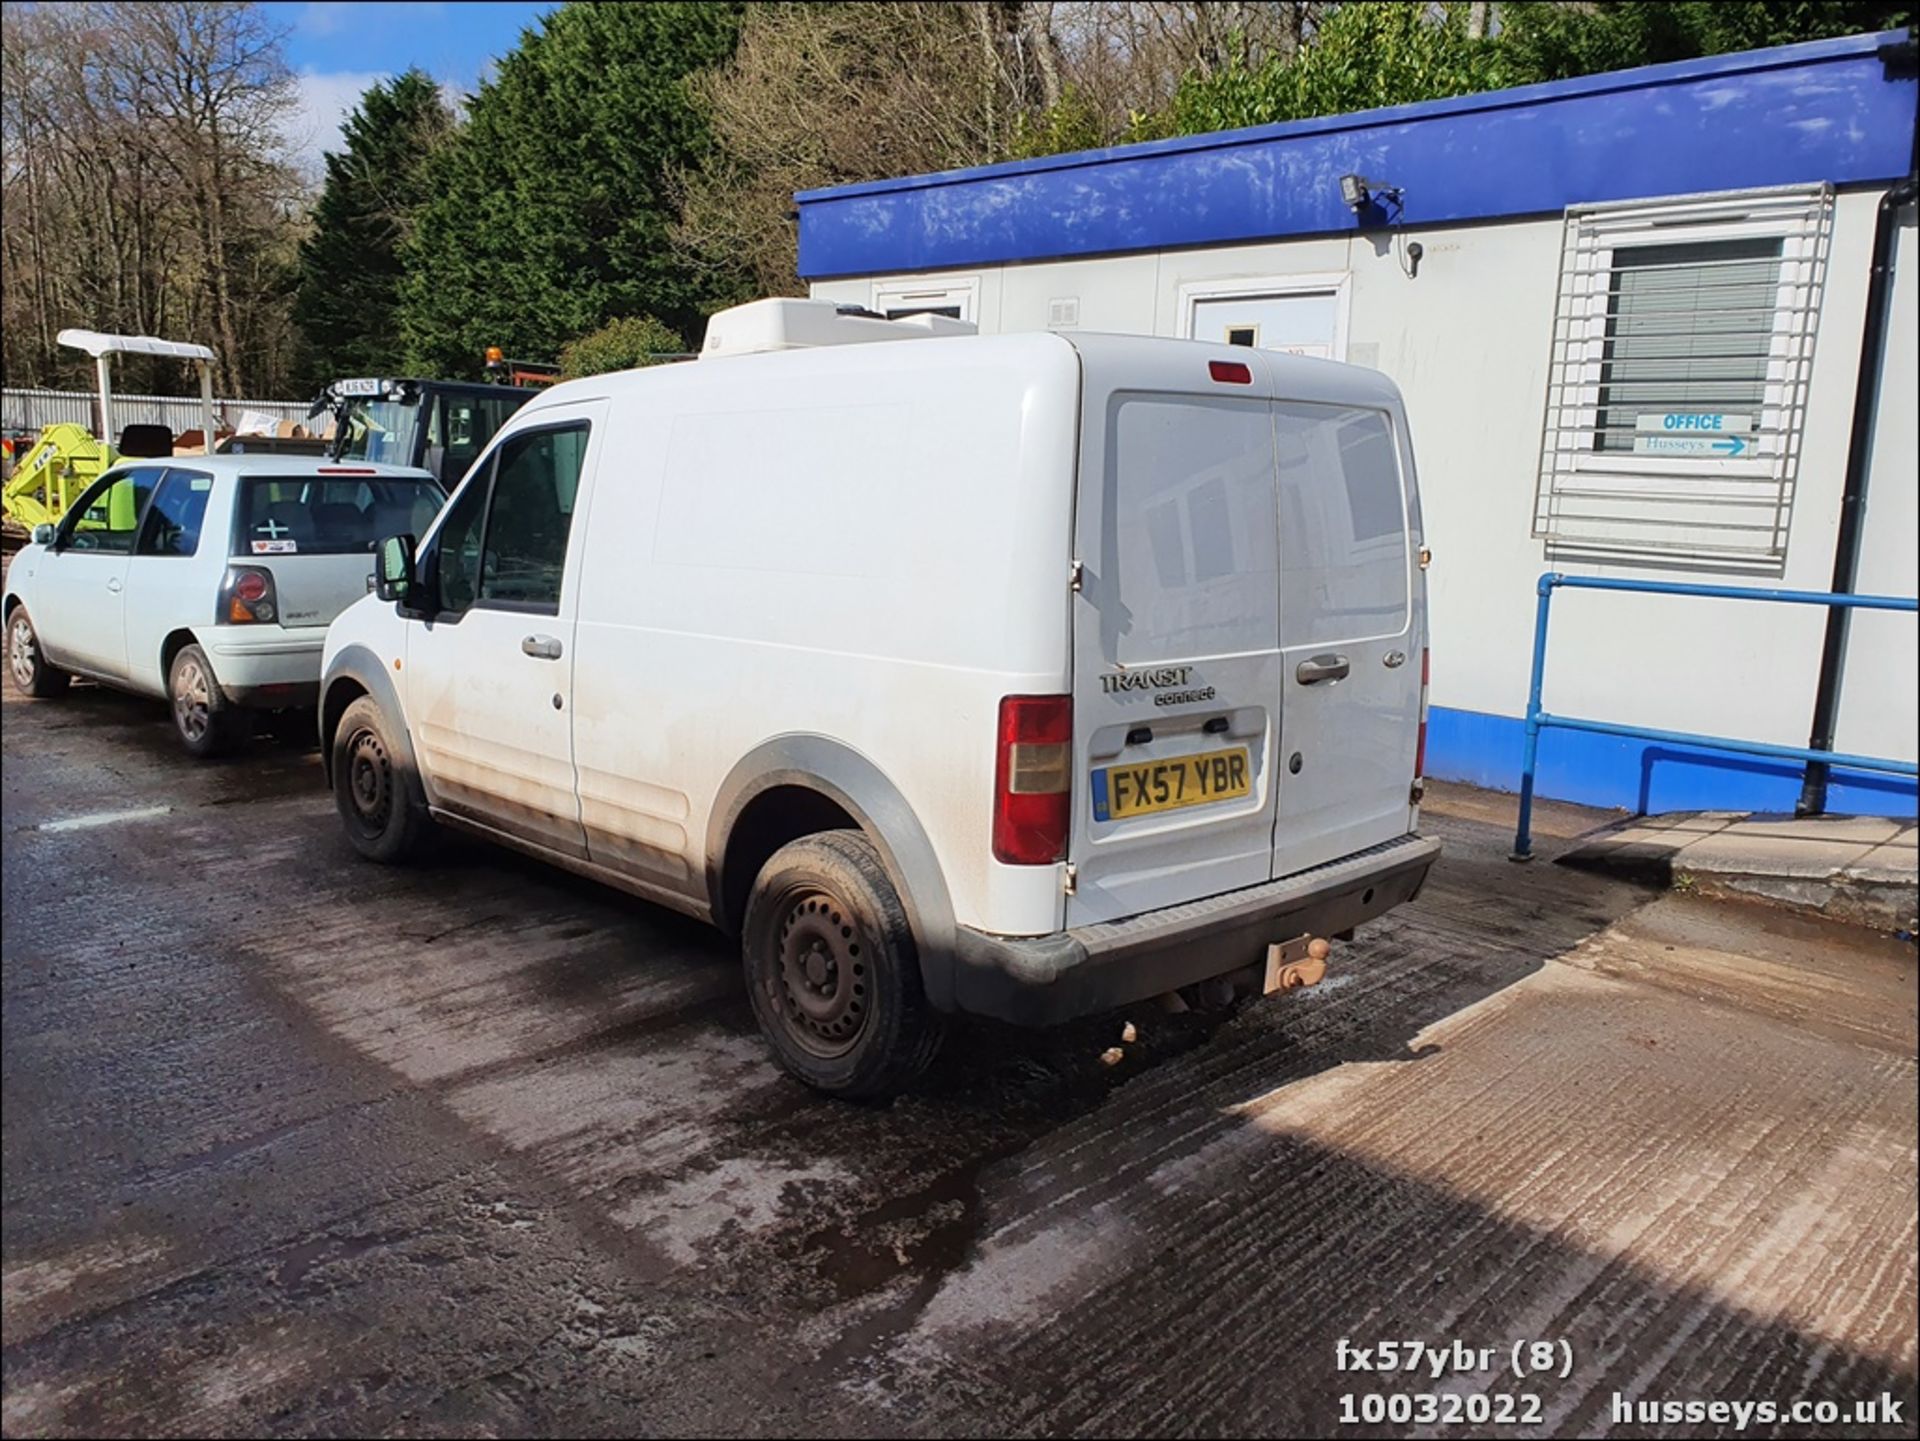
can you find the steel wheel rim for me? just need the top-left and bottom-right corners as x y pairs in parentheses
(8, 617), (36, 689)
(772, 888), (869, 1059)
(346, 726), (393, 831)
(173, 657), (211, 741)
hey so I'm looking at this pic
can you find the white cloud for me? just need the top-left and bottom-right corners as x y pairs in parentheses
(283, 68), (392, 183)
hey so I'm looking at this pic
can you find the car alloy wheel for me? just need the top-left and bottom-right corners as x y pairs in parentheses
(172, 653), (212, 743)
(8, 616), (36, 691)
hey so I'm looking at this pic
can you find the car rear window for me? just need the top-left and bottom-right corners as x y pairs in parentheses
(234, 475), (444, 557)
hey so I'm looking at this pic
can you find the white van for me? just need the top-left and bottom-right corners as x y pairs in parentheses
(320, 300), (1438, 1097)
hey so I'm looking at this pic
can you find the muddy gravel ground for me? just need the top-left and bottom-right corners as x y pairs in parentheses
(2, 680), (1915, 1438)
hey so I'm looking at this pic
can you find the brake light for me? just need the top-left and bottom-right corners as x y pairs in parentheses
(993, 695), (1073, 865)
(318, 466), (378, 475)
(1209, 360), (1253, 385)
(226, 566), (278, 624)
(1415, 648), (1430, 780)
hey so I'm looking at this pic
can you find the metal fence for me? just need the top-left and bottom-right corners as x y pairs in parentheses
(2, 387), (310, 435)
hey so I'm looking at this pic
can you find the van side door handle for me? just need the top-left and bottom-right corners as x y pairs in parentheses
(521, 634), (563, 660)
(1295, 653), (1350, 685)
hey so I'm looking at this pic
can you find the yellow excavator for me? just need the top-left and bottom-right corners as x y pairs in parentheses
(2, 329), (219, 538)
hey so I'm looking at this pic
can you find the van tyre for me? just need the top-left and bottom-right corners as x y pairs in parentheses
(169, 643), (251, 757)
(7, 607), (69, 698)
(743, 831), (944, 1099)
(332, 695), (432, 863)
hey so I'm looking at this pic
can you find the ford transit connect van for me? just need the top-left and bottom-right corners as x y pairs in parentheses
(320, 300), (1438, 1097)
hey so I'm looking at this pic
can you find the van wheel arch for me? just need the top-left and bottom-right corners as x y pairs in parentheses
(320, 676), (370, 783)
(708, 739), (960, 1011)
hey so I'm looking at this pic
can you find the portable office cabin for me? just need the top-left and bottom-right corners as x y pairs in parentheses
(799, 31), (1919, 819)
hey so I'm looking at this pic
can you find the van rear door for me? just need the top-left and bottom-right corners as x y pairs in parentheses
(1065, 344), (1285, 926)
(1268, 400), (1422, 877)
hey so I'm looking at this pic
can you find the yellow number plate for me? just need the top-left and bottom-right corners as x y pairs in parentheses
(1092, 747), (1251, 822)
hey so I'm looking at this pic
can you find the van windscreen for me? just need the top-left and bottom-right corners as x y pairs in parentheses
(235, 475), (445, 557)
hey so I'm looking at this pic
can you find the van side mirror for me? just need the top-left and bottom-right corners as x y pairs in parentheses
(374, 534), (417, 604)
(31, 523), (56, 547)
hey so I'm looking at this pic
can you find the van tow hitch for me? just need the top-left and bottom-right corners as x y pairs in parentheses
(1264, 935), (1332, 994)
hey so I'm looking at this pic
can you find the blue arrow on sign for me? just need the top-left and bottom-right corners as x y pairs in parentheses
(1714, 435), (1747, 457)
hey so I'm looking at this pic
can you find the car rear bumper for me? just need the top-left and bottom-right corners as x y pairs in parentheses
(205, 626), (326, 708)
(950, 833), (1441, 1025)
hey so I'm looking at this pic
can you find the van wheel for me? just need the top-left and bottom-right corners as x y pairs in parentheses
(331, 696), (432, 863)
(7, 608), (70, 698)
(743, 832), (944, 1099)
(169, 644), (251, 757)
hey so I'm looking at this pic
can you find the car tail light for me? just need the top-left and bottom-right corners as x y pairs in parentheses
(1414, 647), (1430, 780)
(1209, 359), (1253, 385)
(226, 566), (278, 624)
(993, 694), (1072, 865)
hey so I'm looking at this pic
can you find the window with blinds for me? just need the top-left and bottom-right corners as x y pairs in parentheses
(1534, 185), (1832, 574)
(1594, 238), (1783, 452)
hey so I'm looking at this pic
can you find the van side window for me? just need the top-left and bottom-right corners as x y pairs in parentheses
(430, 422), (590, 617)
(137, 469), (213, 556)
(1274, 405), (1409, 647)
(433, 467), (491, 614)
(478, 424), (589, 611)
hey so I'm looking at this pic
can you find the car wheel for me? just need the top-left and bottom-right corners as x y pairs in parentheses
(331, 695), (432, 863)
(169, 644), (251, 758)
(742, 831), (944, 1099)
(6, 608), (70, 698)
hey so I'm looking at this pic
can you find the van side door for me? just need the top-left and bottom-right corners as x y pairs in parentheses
(402, 401), (606, 856)
(1269, 401), (1422, 876)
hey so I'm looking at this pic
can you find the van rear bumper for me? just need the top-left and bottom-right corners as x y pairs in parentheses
(950, 833), (1441, 1026)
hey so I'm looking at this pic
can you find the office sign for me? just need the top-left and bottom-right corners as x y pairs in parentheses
(1633, 412), (1754, 457)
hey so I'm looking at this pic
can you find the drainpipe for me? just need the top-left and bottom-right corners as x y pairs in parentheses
(1796, 34), (1918, 817)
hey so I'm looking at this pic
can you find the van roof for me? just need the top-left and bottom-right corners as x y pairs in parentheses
(514, 327), (1406, 416)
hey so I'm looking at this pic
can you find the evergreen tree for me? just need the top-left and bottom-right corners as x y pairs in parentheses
(293, 69), (451, 386)
(397, 3), (744, 378)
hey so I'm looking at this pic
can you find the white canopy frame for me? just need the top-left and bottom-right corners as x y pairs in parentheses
(55, 328), (217, 452)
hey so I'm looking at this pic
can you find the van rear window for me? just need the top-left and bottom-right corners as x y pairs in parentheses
(1109, 396), (1280, 664)
(235, 476), (444, 557)
(1274, 405), (1410, 647)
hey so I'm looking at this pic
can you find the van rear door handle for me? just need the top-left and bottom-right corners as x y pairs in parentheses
(1296, 653), (1350, 685)
(521, 634), (563, 660)
(107, 577), (123, 593)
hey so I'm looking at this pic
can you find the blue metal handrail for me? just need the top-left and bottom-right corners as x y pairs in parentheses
(1511, 573), (1918, 860)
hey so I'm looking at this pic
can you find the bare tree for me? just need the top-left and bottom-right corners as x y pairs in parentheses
(0, 1), (302, 395)
(674, 2), (1332, 297)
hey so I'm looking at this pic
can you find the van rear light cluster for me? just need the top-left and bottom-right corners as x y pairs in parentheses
(993, 694), (1072, 865)
(226, 566), (279, 624)
(1208, 359), (1253, 385)
(1414, 647), (1431, 782)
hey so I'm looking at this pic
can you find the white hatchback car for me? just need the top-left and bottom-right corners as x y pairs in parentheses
(5, 455), (442, 755)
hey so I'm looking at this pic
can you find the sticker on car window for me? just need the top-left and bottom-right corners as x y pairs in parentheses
(252, 539), (297, 554)
(190, 477), (212, 491)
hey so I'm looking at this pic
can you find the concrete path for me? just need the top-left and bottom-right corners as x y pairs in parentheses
(1559, 811), (1918, 930)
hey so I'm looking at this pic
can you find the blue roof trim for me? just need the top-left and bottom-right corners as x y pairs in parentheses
(795, 30), (1916, 279)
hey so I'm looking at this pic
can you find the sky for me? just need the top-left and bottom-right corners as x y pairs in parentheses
(278, 1), (558, 177)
